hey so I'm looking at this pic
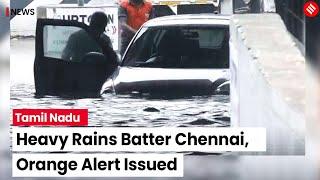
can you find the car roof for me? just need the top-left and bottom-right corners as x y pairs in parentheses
(145, 14), (230, 27)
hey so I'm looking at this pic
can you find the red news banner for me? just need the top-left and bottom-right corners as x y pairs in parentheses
(12, 109), (88, 126)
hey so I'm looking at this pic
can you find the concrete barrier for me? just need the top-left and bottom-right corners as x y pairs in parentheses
(230, 13), (305, 155)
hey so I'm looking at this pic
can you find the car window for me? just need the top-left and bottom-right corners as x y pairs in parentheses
(122, 25), (229, 69)
(43, 25), (102, 62)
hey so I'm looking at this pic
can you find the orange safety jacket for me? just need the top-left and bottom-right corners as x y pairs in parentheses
(120, 0), (152, 30)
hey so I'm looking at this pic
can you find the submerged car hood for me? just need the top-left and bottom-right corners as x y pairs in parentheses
(101, 67), (230, 96)
(113, 67), (229, 83)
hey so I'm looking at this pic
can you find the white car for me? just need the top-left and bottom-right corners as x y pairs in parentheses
(102, 14), (230, 97)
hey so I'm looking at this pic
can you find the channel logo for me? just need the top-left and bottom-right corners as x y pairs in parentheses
(0, 7), (35, 17)
(304, 1), (319, 17)
(0, 7), (9, 17)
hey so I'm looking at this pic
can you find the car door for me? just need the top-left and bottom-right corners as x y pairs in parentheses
(34, 19), (110, 97)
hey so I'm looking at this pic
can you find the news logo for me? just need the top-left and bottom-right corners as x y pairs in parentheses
(0, 7), (9, 17)
(304, 1), (319, 17)
(0, 6), (35, 17)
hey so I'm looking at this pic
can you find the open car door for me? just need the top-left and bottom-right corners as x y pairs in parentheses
(34, 19), (114, 98)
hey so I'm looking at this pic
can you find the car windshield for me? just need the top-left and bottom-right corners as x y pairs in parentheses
(122, 25), (229, 68)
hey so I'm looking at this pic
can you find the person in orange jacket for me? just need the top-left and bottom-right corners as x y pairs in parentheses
(119, 0), (154, 55)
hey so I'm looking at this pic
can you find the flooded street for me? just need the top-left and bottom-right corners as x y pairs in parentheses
(10, 38), (230, 127)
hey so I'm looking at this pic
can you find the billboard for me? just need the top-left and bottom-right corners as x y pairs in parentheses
(46, 6), (119, 50)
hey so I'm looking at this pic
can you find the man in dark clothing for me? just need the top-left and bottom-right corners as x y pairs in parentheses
(61, 29), (104, 62)
(62, 12), (118, 68)
(119, 0), (154, 56)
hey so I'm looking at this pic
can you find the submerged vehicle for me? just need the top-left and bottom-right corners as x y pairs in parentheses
(102, 14), (230, 96)
(34, 14), (230, 97)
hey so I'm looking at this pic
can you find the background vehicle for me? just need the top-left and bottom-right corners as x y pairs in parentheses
(152, 0), (221, 14)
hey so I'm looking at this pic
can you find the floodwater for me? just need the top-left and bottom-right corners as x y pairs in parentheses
(10, 38), (230, 128)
